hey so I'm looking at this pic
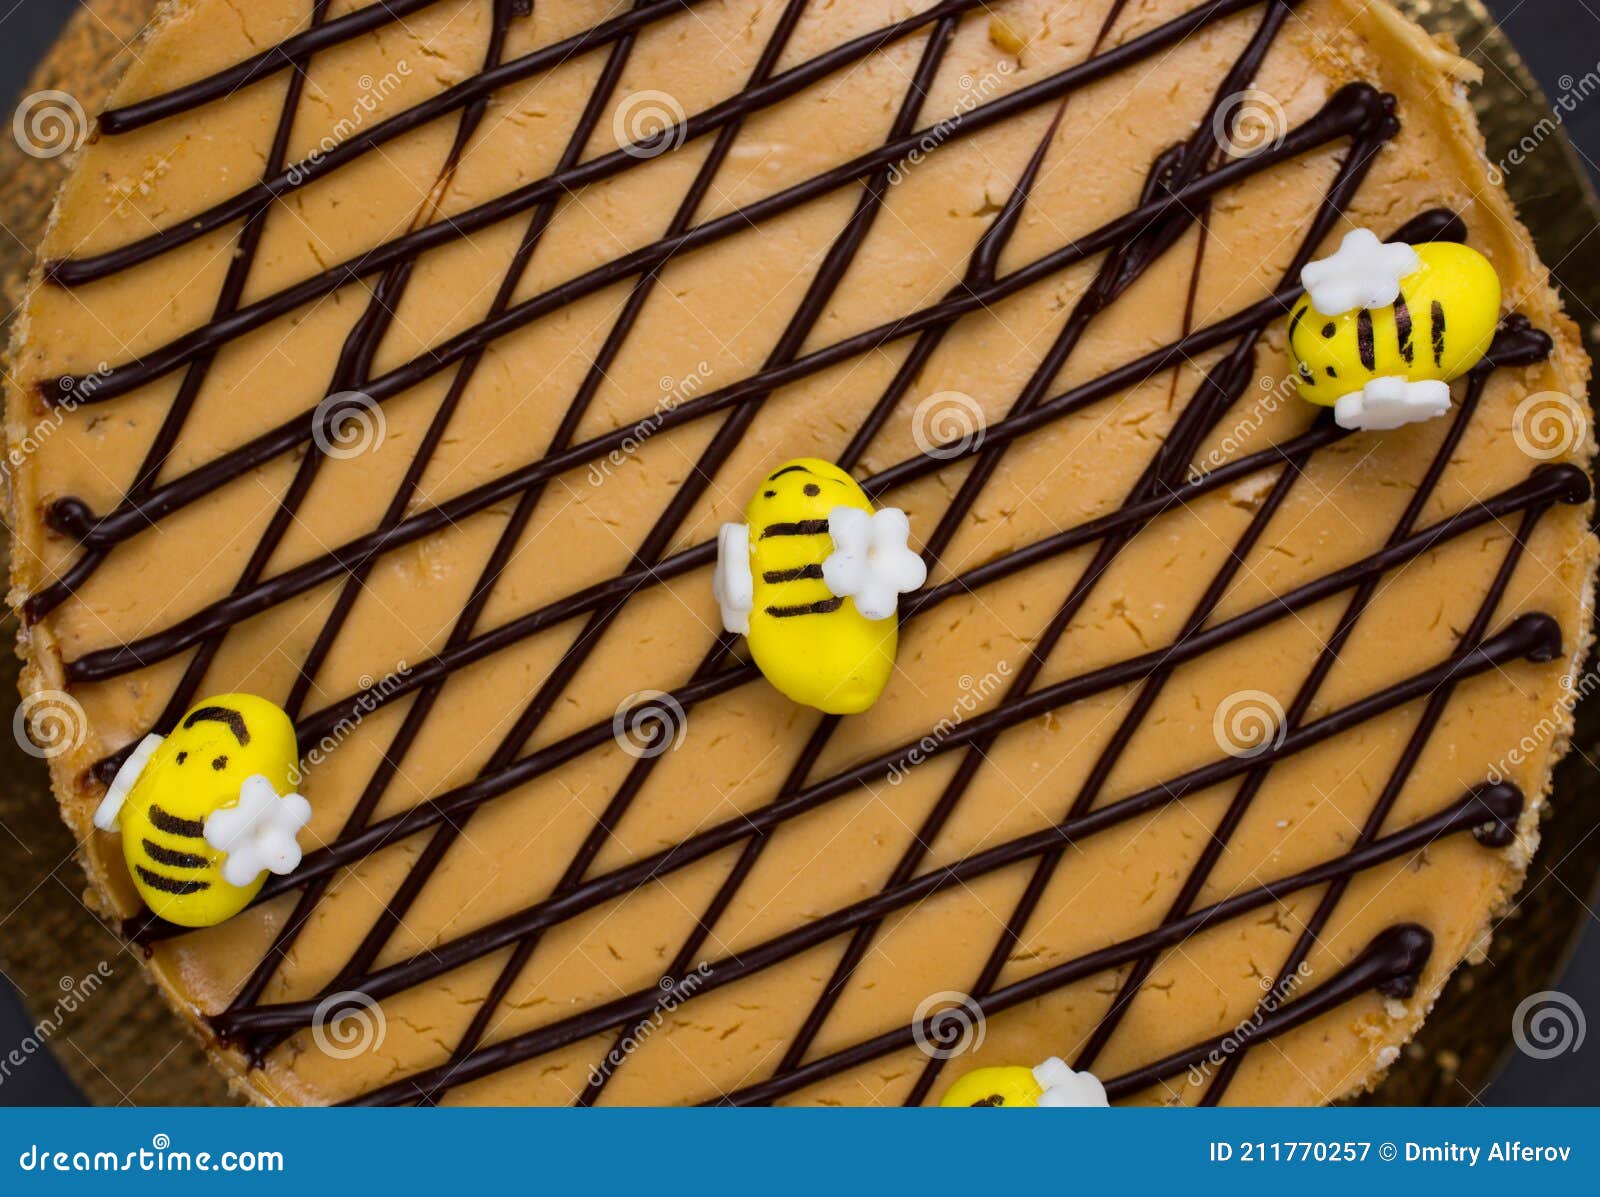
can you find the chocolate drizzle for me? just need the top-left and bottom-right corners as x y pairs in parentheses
(26, 0), (1585, 1106)
(339, 789), (1515, 1106)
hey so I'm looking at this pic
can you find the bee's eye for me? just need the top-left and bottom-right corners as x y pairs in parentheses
(211, 755), (228, 771)
(803, 483), (820, 496)
(176, 751), (187, 765)
(763, 489), (776, 498)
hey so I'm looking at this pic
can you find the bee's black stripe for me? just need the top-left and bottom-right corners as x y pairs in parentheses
(1431, 300), (1446, 366)
(764, 597), (845, 618)
(1356, 309), (1376, 370)
(760, 520), (829, 538)
(149, 805), (206, 837)
(1394, 291), (1414, 363)
(762, 564), (824, 583)
(142, 839), (208, 869)
(135, 865), (210, 895)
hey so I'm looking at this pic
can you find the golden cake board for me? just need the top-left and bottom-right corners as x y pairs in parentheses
(0, 0), (1595, 1106)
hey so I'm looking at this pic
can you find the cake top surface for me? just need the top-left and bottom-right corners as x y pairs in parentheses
(6, 0), (1594, 1106)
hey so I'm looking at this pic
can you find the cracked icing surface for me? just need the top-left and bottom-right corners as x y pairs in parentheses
(6, 0), (1596, 1105)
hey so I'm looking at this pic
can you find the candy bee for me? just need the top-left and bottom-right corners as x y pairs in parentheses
(940, 1057), (1108, 1107)
(93, 694), (310, 928)
(1286, 228), (1501, 431)
(713, 458), (926, 714)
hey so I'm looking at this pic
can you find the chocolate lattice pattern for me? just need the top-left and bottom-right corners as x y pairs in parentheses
(15, 0), (1589, 1105)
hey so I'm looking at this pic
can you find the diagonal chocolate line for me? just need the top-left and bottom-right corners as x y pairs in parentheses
(257, 54), (1183, 1082)
(334, 783), (1517, 1105)
(97, 0), (461, 134)
(124, 463), (1584, 953)
(37, 216), (1364, 685)
(211, 611), (1562, 1039)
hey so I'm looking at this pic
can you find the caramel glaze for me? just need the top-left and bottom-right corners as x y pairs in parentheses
(20, 0), (1586, 1104)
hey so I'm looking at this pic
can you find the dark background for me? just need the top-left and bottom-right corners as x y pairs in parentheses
(0, 0), (1596, 1107)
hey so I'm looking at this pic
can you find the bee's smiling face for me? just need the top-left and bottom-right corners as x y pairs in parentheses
(143, 707), (255, 820)
(743, 459), (864, 526)
(1289, 297), (1369, 408)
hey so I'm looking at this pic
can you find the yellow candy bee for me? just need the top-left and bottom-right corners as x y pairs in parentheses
(93, 694), (308, 928)
(940, 1057), (1109, 1108)
(1287, 231), (1501, 431)
(713, 459), (925, 714)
